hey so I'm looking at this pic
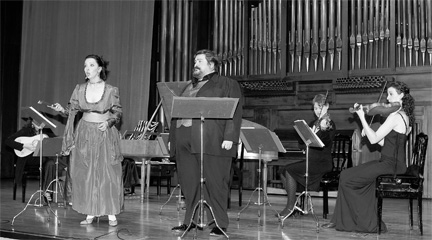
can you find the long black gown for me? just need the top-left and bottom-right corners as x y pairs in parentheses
(330, 128), (408, 232)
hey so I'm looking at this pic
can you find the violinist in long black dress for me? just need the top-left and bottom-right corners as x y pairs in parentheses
(277, 94), (336, 217)
(322, 81), (415, 233)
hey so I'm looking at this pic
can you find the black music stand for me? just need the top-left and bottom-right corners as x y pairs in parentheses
(237, 128), (285, 221)
(280, 120), (324, 232)
(156, 81), (190, 128)
(12, 106), (59, 226)
(170, 96), (239, 239)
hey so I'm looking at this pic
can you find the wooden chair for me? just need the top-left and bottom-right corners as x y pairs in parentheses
(320, 134), (353, 219)
(376, 132), (428, 235)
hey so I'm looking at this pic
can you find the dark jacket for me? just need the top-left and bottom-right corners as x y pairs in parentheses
(169, 73), (243, 158)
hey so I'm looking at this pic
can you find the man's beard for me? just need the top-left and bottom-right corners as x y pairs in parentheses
(192, 68), (202, 79)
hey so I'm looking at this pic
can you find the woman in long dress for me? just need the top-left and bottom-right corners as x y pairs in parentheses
(322, 81), (415, 233)
(51, 54), (123, 226)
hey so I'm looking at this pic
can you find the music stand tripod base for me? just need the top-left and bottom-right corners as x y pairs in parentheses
(180, 198), (229, 239)
(12, 190), (61, 226)
(280, 190), (319, 232)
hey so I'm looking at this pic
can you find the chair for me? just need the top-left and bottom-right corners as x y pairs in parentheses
(13, 157), (40, 203)
(320, 134), (353, 219)
(376, 132), (428, 235)
(150, 163), (175, 195)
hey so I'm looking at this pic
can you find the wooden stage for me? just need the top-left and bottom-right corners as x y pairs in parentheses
(0, 178), (430, 240)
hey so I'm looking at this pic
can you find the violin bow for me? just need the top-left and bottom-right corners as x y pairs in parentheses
(368, 81), (388, 125)
(319, 90), (329, 119)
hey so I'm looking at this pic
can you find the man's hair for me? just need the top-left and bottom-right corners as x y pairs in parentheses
(194, 49), (220, 68)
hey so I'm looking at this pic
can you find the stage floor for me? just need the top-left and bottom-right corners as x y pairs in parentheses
(1, 178), (430, 239)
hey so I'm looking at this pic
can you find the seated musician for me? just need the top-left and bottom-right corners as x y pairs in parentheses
(5, 117), (71, 203)
(276, 94), (336, 217)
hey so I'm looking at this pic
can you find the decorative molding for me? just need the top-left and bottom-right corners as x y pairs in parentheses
(238, 80), (296, 96)
(333, 76), (392, 94)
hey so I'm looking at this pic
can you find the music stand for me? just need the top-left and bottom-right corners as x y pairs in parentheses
(170, 96), (239, 239)
(237, 128), (286, 221)
(280, 120), (324, 232)
(156, 81), (190, 128)
(12, 106), (59, 226)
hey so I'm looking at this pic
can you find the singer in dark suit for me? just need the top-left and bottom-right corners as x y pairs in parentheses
(169, 49), (243, 236)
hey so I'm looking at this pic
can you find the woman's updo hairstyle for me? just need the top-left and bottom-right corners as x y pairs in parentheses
(85, 54), (110, 80)
(387, 81), (415, 126)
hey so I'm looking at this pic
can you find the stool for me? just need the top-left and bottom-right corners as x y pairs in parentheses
(150, 164), (174, 195)
(140, 159), (175, 198)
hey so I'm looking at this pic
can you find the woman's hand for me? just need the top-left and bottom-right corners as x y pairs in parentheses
(98, 121), (109, 131)
(354, 103), (365, 118)
(318, 105), (329, 119)
(49, 103), (65, 113)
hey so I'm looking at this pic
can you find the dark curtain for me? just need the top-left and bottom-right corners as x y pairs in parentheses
(19, 0), (154, 133)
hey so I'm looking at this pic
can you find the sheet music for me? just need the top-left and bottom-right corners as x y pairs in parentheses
(293, 119), (324, 148)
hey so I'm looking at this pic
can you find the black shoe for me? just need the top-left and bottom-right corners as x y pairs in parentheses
(210, 227), (227, 236)
(171, 223), (203, 232)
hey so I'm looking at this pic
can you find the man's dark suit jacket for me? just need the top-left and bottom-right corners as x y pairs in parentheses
(169, 73), (244, 158)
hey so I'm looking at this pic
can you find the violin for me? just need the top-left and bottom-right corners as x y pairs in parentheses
(349, 102), (401, 117)
(314, 112), (332, 131)
(313, 91), (333, 131)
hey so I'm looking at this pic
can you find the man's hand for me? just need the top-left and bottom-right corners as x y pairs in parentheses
(221, 140), (233, 150)
(23, 142), (36, 151)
